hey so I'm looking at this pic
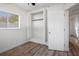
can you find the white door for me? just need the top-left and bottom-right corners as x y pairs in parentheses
(47, 7), (65, 51)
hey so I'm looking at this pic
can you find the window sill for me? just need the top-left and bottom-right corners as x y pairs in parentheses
(0, 27), (20, 30)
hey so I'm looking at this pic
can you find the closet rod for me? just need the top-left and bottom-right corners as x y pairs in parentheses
(32, 19), (43, 21)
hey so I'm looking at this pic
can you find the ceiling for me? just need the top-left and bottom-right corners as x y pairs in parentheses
(15, 3), (74, 12)
(14, 3), (57, 11)
(1, 3), (72, 12)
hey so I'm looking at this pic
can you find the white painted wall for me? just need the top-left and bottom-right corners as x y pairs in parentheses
(31, 20), (45, 44)
(0, 4), (30, 53)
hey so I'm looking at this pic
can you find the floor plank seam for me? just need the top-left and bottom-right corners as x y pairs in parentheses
(32, 44), (42, 56)
(33, 45), (45, 56)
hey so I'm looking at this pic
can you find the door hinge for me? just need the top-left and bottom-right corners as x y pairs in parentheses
(64, 13), (65, 16)
(64, 29), (65, 31)
(64, 44), (65, 47)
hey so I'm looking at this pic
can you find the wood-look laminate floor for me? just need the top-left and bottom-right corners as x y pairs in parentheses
(0, 41), (79, 56)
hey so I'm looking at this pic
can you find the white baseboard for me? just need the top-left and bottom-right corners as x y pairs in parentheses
(29, 38), (47, 46)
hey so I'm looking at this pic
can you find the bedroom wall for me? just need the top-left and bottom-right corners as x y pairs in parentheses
(0, 4), (30, 53)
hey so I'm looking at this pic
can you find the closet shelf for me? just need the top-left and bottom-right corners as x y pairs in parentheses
(32, 18), (43, 21)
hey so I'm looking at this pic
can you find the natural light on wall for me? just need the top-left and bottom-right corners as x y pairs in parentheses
(0, 11), (20, 29)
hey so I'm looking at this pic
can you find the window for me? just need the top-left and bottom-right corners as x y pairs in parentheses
(0, 11), (20, 29)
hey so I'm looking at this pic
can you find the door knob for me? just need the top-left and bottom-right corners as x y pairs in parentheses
(49, 32), (51, 34)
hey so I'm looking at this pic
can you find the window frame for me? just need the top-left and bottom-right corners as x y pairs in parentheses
(0, 16), (20, 29)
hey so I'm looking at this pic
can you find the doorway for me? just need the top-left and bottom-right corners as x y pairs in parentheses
(69, 4), (79, 55)
(69, 14), (79, 48)
(31, 10), (47, 44)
